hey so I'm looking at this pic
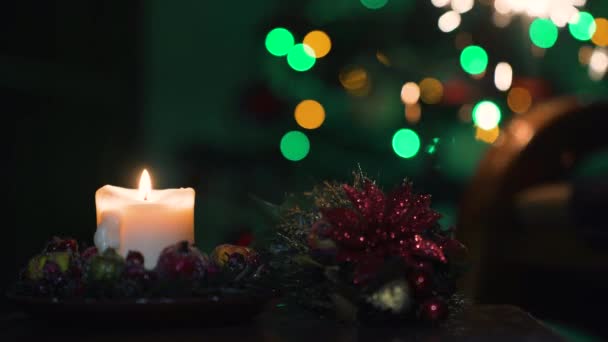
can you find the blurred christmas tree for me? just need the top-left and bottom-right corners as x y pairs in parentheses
(144, 0), (608, 251)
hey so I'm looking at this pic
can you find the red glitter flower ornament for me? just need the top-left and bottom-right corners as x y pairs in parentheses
(321, 179), (446, 283)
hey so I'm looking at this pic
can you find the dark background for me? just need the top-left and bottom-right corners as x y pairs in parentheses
(2, 0), (608, 338)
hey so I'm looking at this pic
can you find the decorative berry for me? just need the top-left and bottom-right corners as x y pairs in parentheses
(45, 237), (78, 254)
(87, 248), (125, 282)
(408, 270), (434, 298)
(412, 260), (434, 274)
(123, 264), (146, 280)
(418, 297), (448, 323)
(48, 252), (71, 273)
(155, 241), (206, 280)
(225, 253), (247, 273)
(26, 255), (48, 280)
(211, 244), (259, 268)
(126, 251), (145, 266)
(81, 246), (98, 262)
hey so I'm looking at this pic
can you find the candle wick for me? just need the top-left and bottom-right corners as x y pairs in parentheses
(144, 194), (148, 201)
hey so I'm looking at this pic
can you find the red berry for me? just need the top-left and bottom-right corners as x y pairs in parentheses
(45, 237), (78, 253)
(43, 261), (61, 275)
(81, 246), (98, 261)
(408, 270), (434, 298)
(126, 251), (145, 266)
(419, 297), (448, 323)
(123, 264), (146, 280)
(59, 239), (79, 253)
(155, 241), (205, 279)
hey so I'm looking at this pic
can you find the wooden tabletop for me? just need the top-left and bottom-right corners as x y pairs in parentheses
(0, 304), (564, 341)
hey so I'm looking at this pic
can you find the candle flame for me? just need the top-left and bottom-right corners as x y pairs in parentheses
(139, 169), (152, 200)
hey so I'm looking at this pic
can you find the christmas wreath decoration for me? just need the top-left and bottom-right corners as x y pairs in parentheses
(12, 238), (268, 300)
(259, 170), (468, 323)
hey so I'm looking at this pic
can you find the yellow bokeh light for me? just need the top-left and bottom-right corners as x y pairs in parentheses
(592, 18), (608, 47)
(339, 67), (370, 96)
(507, 87), (532, 114)
(376, 51), (391, 66)
(400, 82), (420, 104)
(294, 100), (325, 129)
(303, 30), (331, 58)
(405, 103), (421, 124)
(475, 126), (500, 144)
(579, 45), (593, 65)
(419, 78), (443, 104)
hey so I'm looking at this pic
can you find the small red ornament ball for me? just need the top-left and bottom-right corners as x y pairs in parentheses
(419, 297), (448, 323)
(408, 270), (433, 298)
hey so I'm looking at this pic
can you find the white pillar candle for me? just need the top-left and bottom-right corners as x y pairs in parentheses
(94, 170), (195, 269)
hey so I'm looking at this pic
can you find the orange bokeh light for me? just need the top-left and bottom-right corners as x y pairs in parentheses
(507, 87), (532, 114)
(294, 100), (325, 129)
(303, 30), (331, 58)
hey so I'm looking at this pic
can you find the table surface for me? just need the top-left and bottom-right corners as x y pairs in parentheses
(0, 304), (564, 341)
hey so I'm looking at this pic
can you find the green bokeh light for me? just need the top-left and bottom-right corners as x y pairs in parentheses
(265, 28), (294, 57)
(460, 45), (488, 75)
(287, 44), (316, 72)
(280, 131), (310, 161)
(392, 129), (421, 159)
(529, 18), (558, 48)
(472, 100), (501, 130)
(360, 0), (389, 10)
(569, 12), (596, 41)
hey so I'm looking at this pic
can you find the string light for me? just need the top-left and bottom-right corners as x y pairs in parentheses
(475, 126), (500, 144)
(438, 11), (461, 33)
(405, 103), (422, 124)
(287, 44), (316, 72)
(431, 0), (450, 8)
(376, 51), (391, 66)
(451, 0), (474, 14)
(340, 67), (370, 96)
(494, 62), (513, 91)
(592, 18), (608, 47)
(472, 100), (501, 130)
(579, 45), (593, 65)
(401, 82), (420, 104)
(529, 18), (558, 49)
(419, 78), (443, 104)
(569, 12), (596, 41)
(280, 131), (310, 161)
(265, 28), (294, 57)
(460, 45), (488, 75)
(493, 0), (585, 28)
(392, 129), (421, 159)
(589, 48), (608, 81)
(360, 0), (388, 10)
(303, 31), (332, 58)
(294, 100), (325, 129)
(507, 87), (532, 113)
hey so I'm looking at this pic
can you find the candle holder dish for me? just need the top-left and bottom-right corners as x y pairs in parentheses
(9, 238), (276, 323)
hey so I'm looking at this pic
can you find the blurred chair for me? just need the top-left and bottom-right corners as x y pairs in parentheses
(458, 98), (608, 336)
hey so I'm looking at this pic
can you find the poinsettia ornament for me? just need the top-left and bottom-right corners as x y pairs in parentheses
(321, 179), (446, 283)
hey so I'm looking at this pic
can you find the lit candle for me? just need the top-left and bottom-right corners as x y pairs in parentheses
(94, 170), (195, 269)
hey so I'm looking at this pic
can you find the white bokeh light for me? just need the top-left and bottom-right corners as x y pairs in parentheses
(431, 0), (451, 8)
(492, 0), (585, 27)
(494, 62), (513, 91)
(438, 11), (462, 32)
